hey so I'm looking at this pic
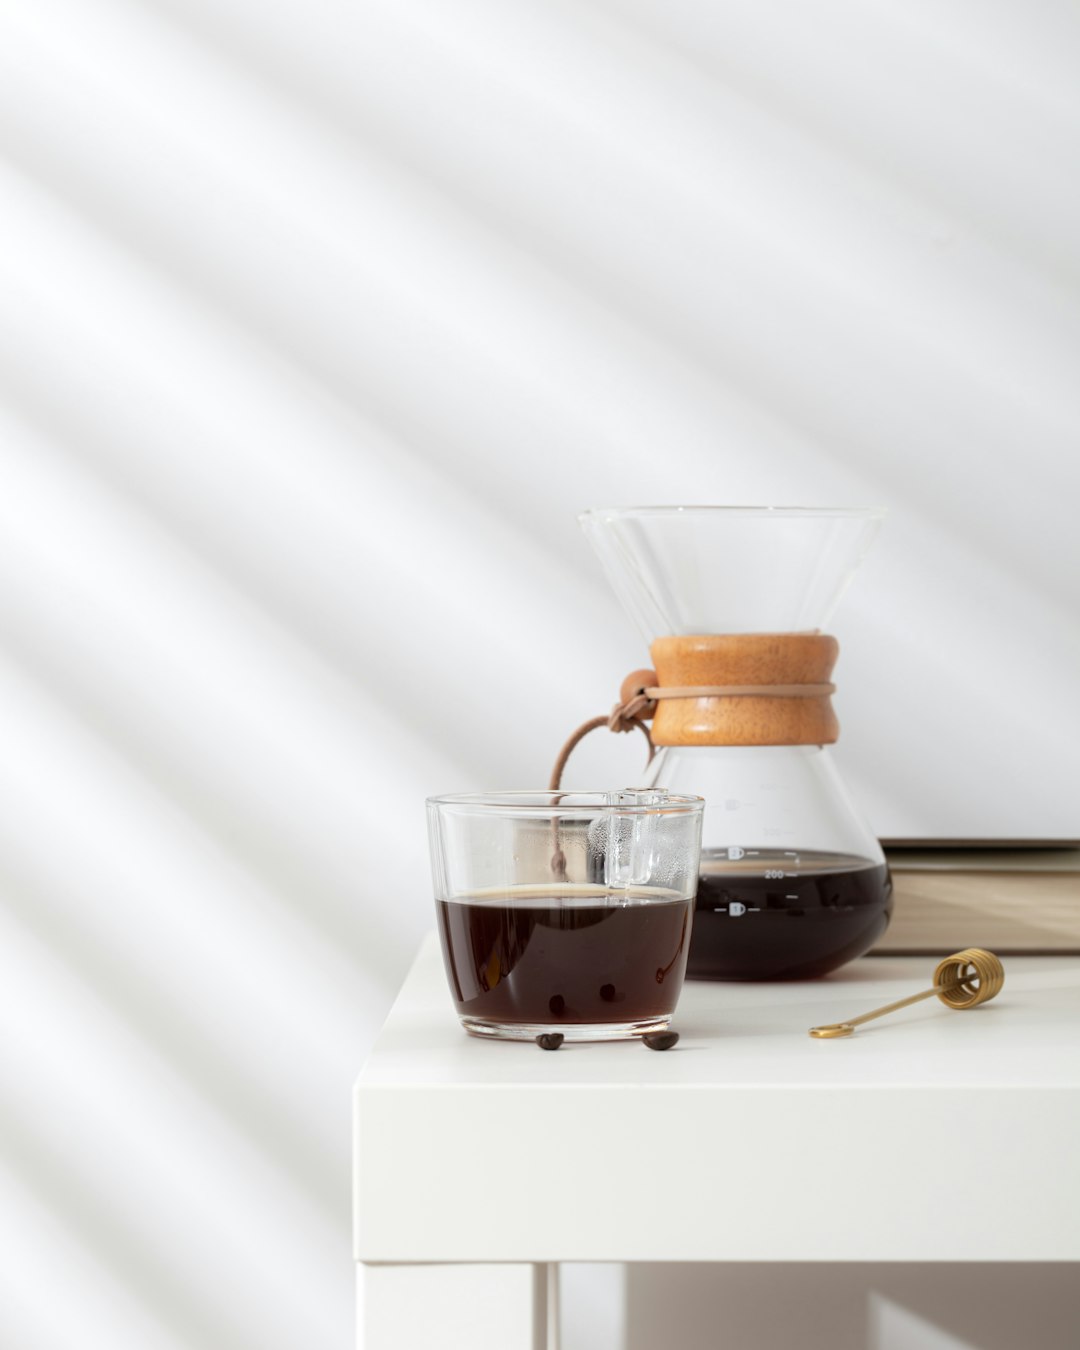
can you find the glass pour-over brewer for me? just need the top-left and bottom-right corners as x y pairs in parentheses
(577, 506), (892, 981)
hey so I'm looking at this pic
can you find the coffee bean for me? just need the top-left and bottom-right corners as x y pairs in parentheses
(536, 1033), (564, 1051)
(599, 983), (616, 1002)
(643, 1031), (679, 1051)
(548, 994), (565, 1016)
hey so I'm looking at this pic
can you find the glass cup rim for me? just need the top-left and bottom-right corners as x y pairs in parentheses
(427, 789), (705, 816)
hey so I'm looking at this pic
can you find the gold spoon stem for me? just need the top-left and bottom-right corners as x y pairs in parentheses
(810, 981), (966, 1038)
(810, 949), (1004, 1039)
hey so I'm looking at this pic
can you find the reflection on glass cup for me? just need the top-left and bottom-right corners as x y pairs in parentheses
(426, 790), (705, 1041)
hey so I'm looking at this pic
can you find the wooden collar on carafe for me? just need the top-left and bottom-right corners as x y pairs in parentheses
(631, 634), (840, 747)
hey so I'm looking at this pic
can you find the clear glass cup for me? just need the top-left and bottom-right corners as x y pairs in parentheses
(427, 790), (705, 1040)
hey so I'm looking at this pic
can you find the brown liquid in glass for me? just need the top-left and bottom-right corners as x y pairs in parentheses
(437, 886), (693, 1025)
(687, 850), (892, 981)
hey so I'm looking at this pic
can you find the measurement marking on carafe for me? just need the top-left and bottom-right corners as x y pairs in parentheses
(786, 894), (799, 900)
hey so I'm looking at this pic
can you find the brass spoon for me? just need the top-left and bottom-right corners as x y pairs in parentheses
(809, 948), (1004, 1039)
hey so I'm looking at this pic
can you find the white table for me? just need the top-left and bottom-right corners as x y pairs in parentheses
(354, 936), (1080, 1350)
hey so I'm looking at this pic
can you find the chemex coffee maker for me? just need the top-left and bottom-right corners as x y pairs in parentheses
(565, 506), (892, 981)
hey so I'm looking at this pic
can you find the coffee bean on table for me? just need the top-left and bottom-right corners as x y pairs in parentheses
(643, 1031), (679, 1051)
(536, 1033), (564, 1051)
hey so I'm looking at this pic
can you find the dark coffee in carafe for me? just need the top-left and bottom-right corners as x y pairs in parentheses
(687, 850), (892, 980)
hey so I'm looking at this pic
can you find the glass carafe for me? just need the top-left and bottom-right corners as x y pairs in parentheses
(579, 506), (892, 981)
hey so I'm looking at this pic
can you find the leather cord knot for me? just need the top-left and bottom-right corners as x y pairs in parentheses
(607, 692), (653, 732)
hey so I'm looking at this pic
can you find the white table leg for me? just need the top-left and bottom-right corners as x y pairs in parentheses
(358, 1261), (557, 1350)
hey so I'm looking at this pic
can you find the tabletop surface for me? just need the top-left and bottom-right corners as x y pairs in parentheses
(360, 934), (1080, 1089)
(354, 935), (1080, 1265)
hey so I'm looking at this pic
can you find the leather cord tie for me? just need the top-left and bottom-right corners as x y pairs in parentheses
(549, 659), (839, 801)
(548, 679), (836, 794)
(548, 700), (655, 794)
(644, 683), (835, 700)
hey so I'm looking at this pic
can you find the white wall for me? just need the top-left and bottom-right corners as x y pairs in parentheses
(0, 1), (1078, 1347)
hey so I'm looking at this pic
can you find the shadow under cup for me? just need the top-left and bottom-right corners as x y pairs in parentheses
(426, 791), (705, 1041)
